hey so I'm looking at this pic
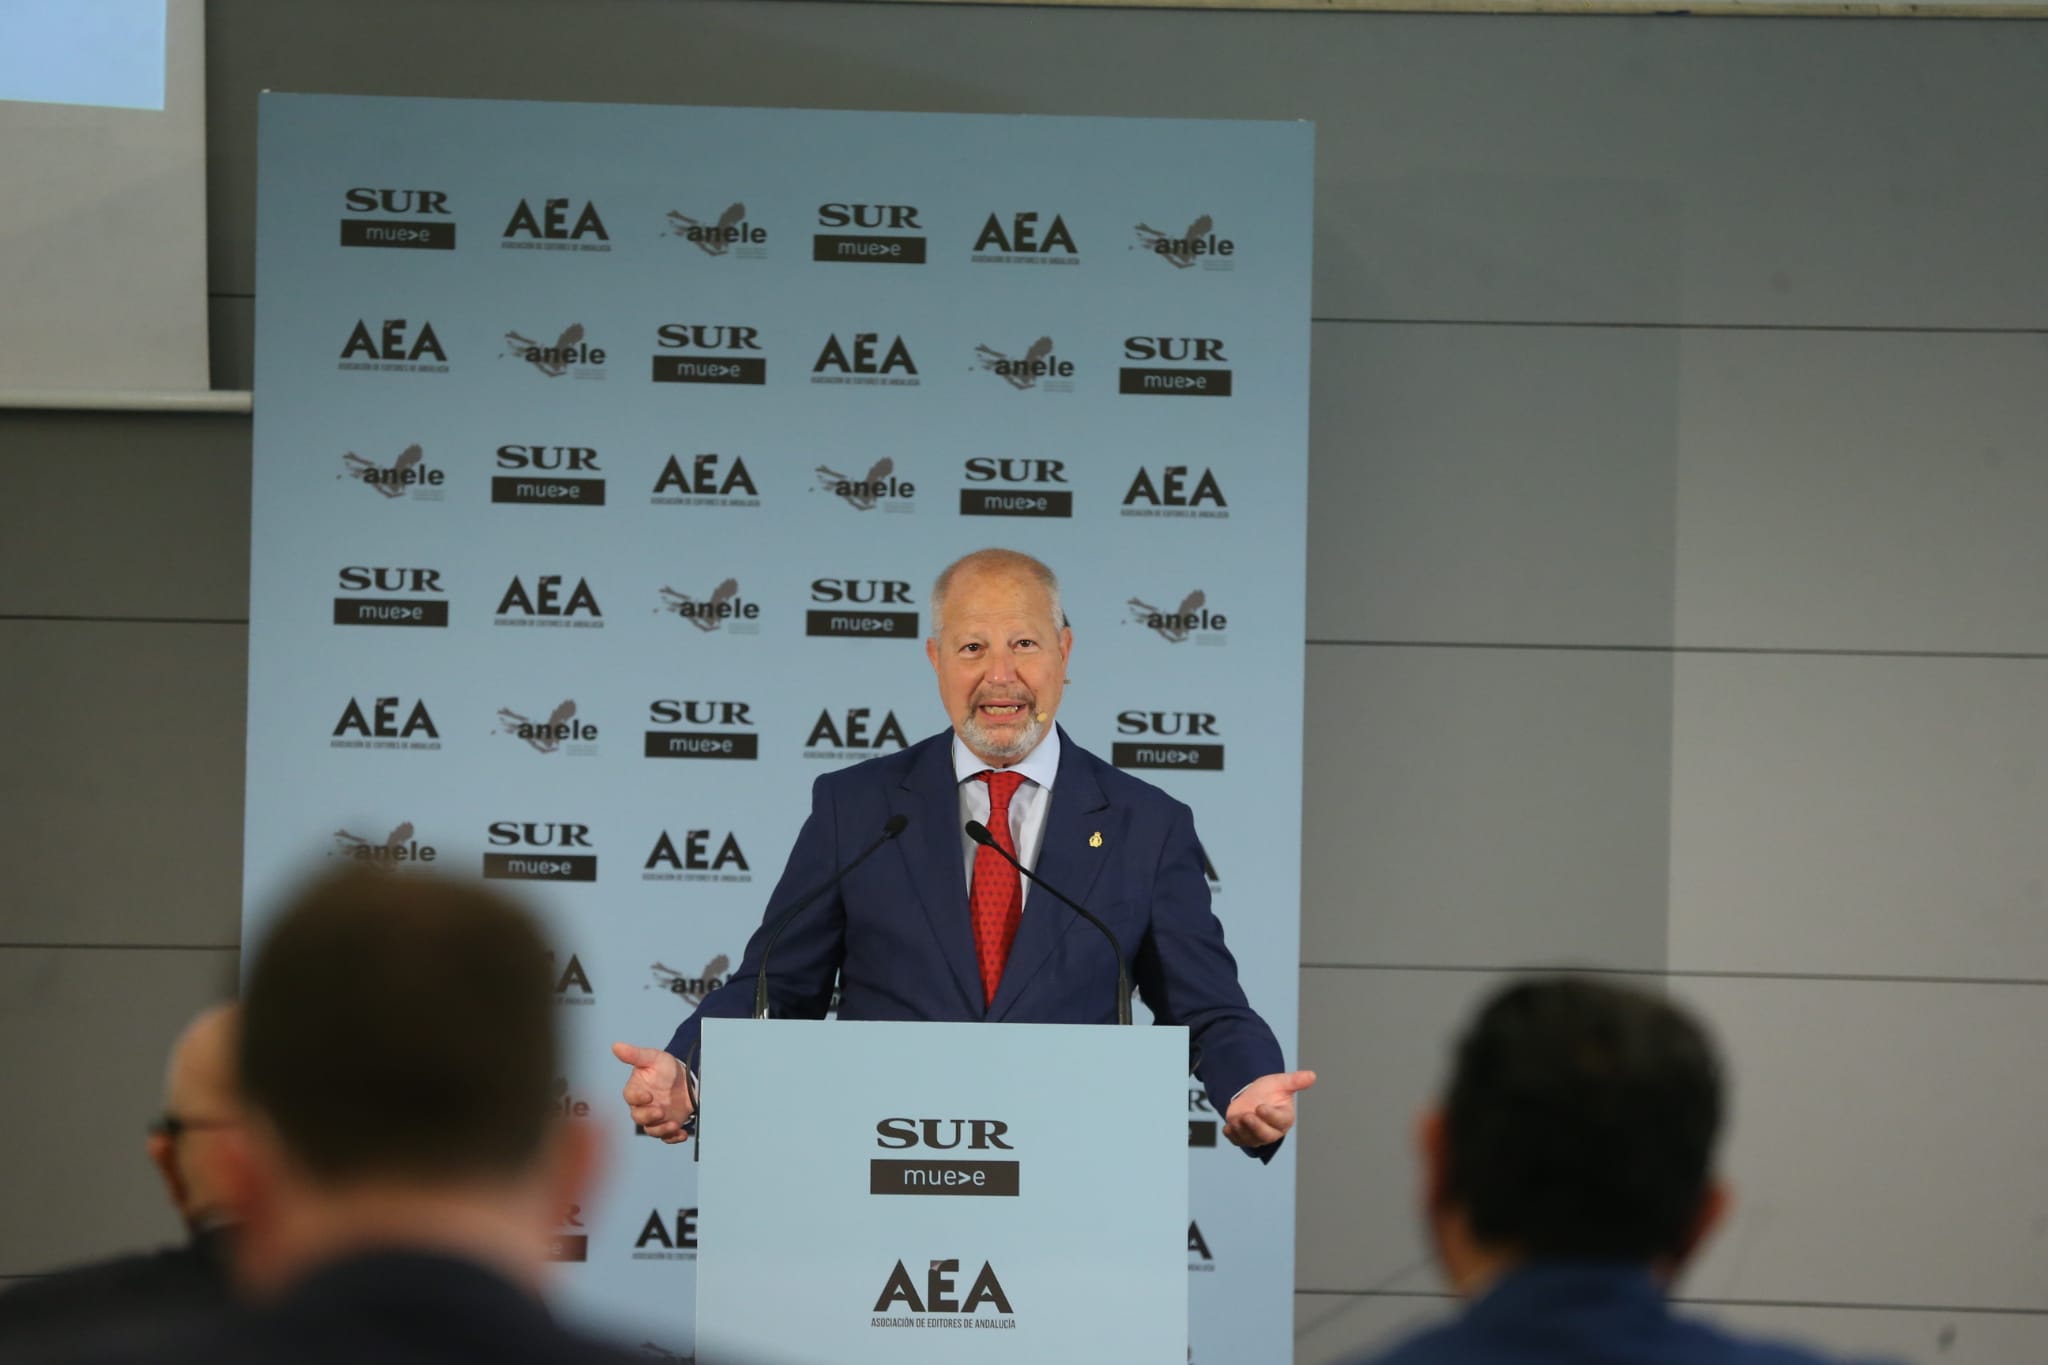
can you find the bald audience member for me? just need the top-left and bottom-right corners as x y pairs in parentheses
(0, 1004), (243, 1350)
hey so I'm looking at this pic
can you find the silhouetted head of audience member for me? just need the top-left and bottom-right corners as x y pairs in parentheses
(1420, 976), (1729, 1295)
(146, 1003), (244, 1237)
(228, 868), (596, 1296)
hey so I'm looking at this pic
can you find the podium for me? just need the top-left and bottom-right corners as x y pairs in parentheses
(694, 1017), (1189, 1364)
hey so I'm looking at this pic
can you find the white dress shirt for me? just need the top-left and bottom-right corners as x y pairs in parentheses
(952, 725), (1060, 907)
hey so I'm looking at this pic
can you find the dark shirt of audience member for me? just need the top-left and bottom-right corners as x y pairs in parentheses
(1359, 976), (1901, 1365)
(0, 1003), (242, 1352)
(47, 868), (649, 1365)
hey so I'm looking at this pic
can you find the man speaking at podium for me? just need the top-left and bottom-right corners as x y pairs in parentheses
(616, 548), (1313, 1158)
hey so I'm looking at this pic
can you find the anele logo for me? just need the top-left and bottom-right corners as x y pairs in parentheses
(970, 210), (1079, 266)
(1113, 710), (1225, 772)
(501, 197), (610, 252)
(340, 443), (444, 501)
(493, 444), (606, 507)
(814, 457), (915, 513)
(871, 1259), (1014, 1324)
(1122, 465), (1228, 521)
(804, 707), (910, 763)
(812, 332), (920, 388)
(551, 1075), (593, 1119)
(664, 201), (768, 259)
(632, 1207), (699, 1261)
(645, 699), (759, 760)
(651, 322), (766, 385)
(330, 820), (437, 865)
(494, 574), (604, 630)
(484, 821), (598, 882)
(341, 187), (454, 251)
(334, 566), (448, 628)
(871, 1118), (1019, 1198)
(656, 577), (762, 635)
(502, 323), (607, 380)
(1120, 336), (1232, 398)
(331, 696), (441, 752)
(972, 336), (1075, 394)
(549, 950), (594, 1005)
(815, 202), (926, 264)
(1134, 213), (1236, 271)
(548, 1202), (587, 1263)
(649, 957), (733, 1006)
(651, 452), (760, 508)
(644, 830), (751, 883)
(961, 457), (1072, 519)
(338, 318), (448, 374)
(808, 579), (918, 640)
(1189, 1087), (1219, 1149)
(1126, 589), (1227, 645)
(1188, 1221), (1215, 1271)
(496, 699), (598, 757)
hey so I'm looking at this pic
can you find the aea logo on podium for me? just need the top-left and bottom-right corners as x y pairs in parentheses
(338, 318), (447, 375)
(495, 699), (598, 758)
(664, 200), (769, 259)
(632, 1207), (699, 1261)
(500, 197), (610, 252)
(329, 820), (436, 866)
(339, 443), (444, 501)
(330, 696), (441, 752)
(871, 1258), (1015, 1326)
(340, 187), (454, 251)
(651, 452), (760, 508)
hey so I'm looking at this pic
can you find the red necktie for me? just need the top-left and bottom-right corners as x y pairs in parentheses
(969, 770), (1028, 1006)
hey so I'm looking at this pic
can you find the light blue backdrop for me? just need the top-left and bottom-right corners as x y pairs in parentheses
(246, 93), (1311, 1365)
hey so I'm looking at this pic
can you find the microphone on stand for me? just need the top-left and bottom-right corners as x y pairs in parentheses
(965, 819), (1131, 1026)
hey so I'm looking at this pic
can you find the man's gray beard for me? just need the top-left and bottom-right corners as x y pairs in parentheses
(962, 708), (1046, 764)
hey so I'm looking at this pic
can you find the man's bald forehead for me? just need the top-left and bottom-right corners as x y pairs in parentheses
(164, 1002), (241, 1114)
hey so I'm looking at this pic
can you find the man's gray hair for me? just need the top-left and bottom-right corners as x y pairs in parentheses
(928, 548), (1065, 639)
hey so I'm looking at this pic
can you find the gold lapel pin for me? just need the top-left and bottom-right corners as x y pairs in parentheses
(1088, 831), (1104, 848)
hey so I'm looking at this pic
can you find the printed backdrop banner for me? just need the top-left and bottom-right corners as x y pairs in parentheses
(245, 93), (1311, 1364)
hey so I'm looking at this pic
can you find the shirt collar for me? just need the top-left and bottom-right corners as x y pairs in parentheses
(1464, 1259), (1666, 1331)
(951, 724), (1061, 792)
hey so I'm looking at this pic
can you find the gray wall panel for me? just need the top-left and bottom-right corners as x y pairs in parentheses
(0, 948), (237, 1275)
(1669, 654), (2048, 981)
(1, 622), (246, 947)
(1302, 645), (1673, 971)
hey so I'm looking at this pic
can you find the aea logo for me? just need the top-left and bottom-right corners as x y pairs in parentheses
(338, 318), (448, 375)
(495, 698), (598, 758)
(664, 200), (768, 259)
(656, 577), (761, 635)
(870, 1118), (1020, 1198)
(549, 950), (594, 1006)
(494, 574), (604, 630)
(340, 187), (454, 251)
(339, 443), (445, 501)
(646, 698), (759, 761)
(970, 210), (1080, 266)
(807, 578), (919, 641)
(1188, 1221), (1215, 1271)
(1113, 710), (1226, 773)
(548, 1202), (587, 1263)
(1126, 588), (1228, 645)
(971, 336), (1075, 394)
(632, 1207), (699, 1261)
(501, 323), (607, 380)
(331, 696), (441, 752)
(648, 957), (733, 1005)
(1122, 465), (1228, 521)
(1133, 213), (1236, 271)
(1120, 336), (1232, 398)
(651, 322), (766, 386)
(334, 565), (448, 628)
(644, 828), (751, 883)
(500, 197), (610, 252)
(484, 820), (598, 883)
(871, 1259), (1014, 1324)
(814, 202), (926, 264)
(1188, 1087), (1220, 1149)
(493, 444), (606, 507)
(651, 452), (760, 508)
(814, 457), (915, 514)
(330, 820), (437, 866)
(811, 332), (919, 388)
(960, 457), (1073, 519)
(804, 706), (910, 763)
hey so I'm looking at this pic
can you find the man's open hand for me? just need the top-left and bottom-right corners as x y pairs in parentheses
(613, 1041), (695, 1144)
(1224, 1069), (1317, 1148)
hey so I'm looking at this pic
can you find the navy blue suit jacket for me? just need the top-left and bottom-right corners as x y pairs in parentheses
(1361, 1263), (1899, 1365)
(666, 727), (1284, 1148)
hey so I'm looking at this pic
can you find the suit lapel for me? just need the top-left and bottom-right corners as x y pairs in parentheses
(990, 730), (1113, 1022)
(899, 733), (984, 1016)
